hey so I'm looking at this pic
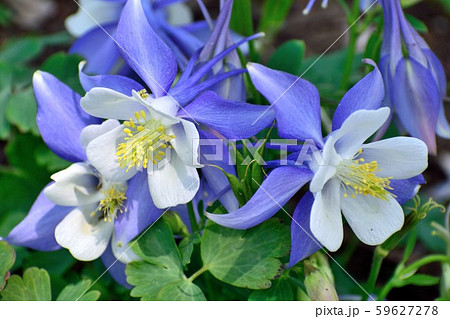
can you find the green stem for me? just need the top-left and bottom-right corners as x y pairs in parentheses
(366, 246), (389, 299)
(187, 201), (199, 234)
(377, 279), (395, 301)
(341, 0), (360, 90)
(187, 266), (209, 283)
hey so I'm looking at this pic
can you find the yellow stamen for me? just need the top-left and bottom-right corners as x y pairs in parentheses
(91, 186), (127, 222)
(116, 112), (175, 171)
(336, 152), (393, 201)
(138, 89), (150, 99)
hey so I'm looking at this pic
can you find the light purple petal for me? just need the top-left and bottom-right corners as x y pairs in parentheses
(332, 59), (385, 130)
(179, 90), (275, 139)
(205, 166), (313, 229)
(69, 24), (120, 75)
(393, 58), (441, 154)
(33, 71), (100, 162)
(247, 63), (324, 146)
(101, 244), (132, 288)
(288, 192), (322, 268)
(6, 185), (73, 251)
(79, 61), (144, 95)
(390, 175), (425, 205)
(116, 0), (177, 97)
(114, 172), (163, 246)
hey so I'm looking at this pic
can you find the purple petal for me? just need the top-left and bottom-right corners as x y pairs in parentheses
(114, 172), (163, 246)
(79, 62), (144, 95)
(199, 129), (239, 212)
(393, 58), (441, 154)
(288, 192), (322, 268)
(101, 244), (132, 288)
(116, 0), (177, 97)
(205, 166), (313, 229)
(6, 185), (72, 251)
(332, 59), (385, 131)
(179, 90), (275, 139)
(390, 175), (425, 205)
(247, 63), (324, 147)
(171, 68), (246, 106)
(33, 71), (100, 162)
(69, 24), (120, 75)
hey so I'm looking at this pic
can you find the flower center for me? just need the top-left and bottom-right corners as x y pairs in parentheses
(116, 110), (175, 171)
(91, 185), (127, 222)
(335, 151), (393, 200)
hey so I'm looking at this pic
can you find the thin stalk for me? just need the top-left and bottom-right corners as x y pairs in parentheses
(187, 266), (209, 283)
(187, 201), (199, 234)
(365, 246), (389, 299)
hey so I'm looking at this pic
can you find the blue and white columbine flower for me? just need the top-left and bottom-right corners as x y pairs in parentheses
(66, 0), (203, 73)
(378, 0), (450, 154)
(79, 0), (274, 209)
(5, 72), (164, 287)
(206, 62), (428, 266)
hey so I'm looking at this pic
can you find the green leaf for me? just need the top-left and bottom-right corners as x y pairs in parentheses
(156, 280), (206, 301)
(0, 62), (12, 139)
(201, 219), (290, 289)
(126, 220), (205, 300)
(394, 274), (440, 288)
(230, 0), (254, 36)
(0, 241), (15, 291)
(6, 87), (39, 135)
(1, 267), (51, 301)
(57, 279), (101, 301)
(0, 37), (43, 64)
(179, 232), (201, 267)
(248, 278), (293, 301)
(41, 53), (84, 95)
(259, 0), (295, 38)
(405, 14), (428, 33)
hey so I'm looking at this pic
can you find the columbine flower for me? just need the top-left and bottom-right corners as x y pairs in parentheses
(206, 62), (428, 267)
(4, 71), (164, 287)
(79, 0), (274, 209)
(378, 0), (450, 154)
(66, 0), (203, 73)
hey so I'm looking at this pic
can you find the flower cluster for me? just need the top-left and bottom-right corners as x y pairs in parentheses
(3, 0), (447, 292)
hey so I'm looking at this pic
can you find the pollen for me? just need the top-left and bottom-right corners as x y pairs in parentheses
(336, 152), (393, 201)
(116, 111), (175, 171)
(138, 89), (150, 99)
(91, 185), (127, 222)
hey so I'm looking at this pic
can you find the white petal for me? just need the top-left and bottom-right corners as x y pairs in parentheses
(86, 124), (137, 182)
(333, 107), (390, 158)
(360, 137), (428, 179)
(310, 165), (336, 193)
(111, 233), (141, 264)
(131, 92), (180, 126)
(44, 162), (102, 206)
(81, 87), (147, 120)
(310, 178), (343, 252)
(80, 119), (120, 150)
(309, 135), (339, 193)
(65, 0), (123, 37)
(148, 151), (200, 208)
(55, 204), (114, 261)
(168, 119), (202, 167)
(341, 194), (404, 246)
